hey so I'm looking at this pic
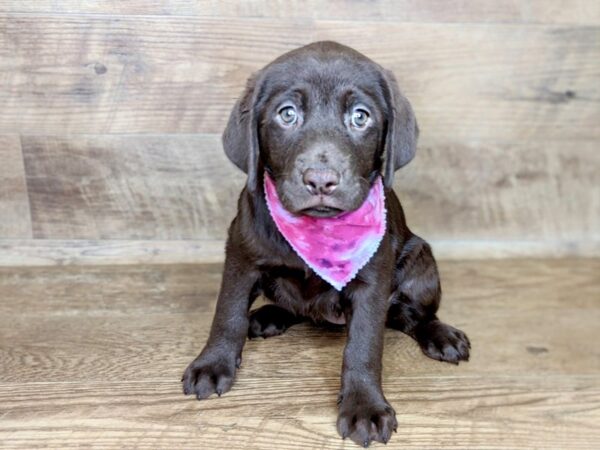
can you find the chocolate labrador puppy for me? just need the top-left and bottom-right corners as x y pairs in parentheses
(182, 41), (470, 447)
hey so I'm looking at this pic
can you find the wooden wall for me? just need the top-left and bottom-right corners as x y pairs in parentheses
(0, 1), (598, 264)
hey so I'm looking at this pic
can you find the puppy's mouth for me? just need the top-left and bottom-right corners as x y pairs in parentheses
(300, 205), (344, 218)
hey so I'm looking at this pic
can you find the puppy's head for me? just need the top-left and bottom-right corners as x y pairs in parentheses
(223, 41), (418, 217)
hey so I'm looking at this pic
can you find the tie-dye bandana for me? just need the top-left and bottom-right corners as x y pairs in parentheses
(264, 173), (387, 291)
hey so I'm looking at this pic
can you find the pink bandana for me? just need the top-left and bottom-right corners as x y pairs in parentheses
(264, 174), (387, 291)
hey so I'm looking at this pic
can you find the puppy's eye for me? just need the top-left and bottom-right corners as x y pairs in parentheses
(278, 106), (298, 125)
(351, 108), (370, 128)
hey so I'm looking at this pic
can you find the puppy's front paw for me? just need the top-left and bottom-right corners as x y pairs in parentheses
(337, 391), (397, 447)
(182, 349), (239, 400)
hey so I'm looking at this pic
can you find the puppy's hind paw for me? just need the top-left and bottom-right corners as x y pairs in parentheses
(416, 320), (470, 364)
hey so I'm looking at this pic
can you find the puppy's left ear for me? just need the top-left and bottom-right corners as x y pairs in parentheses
(222, 72), (263, 192)
(380, 69), (419, 189)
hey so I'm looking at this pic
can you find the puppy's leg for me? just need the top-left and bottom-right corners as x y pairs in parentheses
(386, 235), (470, 364)
(248, 304), (303, 338)
(182, 250), (259, 399)
(336, 270), (397, 447)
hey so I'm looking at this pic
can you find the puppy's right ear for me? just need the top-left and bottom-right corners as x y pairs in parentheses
(222, 72), (262, 192)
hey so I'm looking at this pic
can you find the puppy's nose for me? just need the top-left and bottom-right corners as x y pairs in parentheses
(302, 168), (340, 195)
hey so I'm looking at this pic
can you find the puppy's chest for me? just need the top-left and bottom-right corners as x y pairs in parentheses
(260, 266), (346, 324)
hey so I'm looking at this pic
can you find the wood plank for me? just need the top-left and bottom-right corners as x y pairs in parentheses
(0, 376), (598, 449)
(315, 22), (600, 145)
(0, 263), (223, 317)
(0, 15), (304, 135)
(21, 135), (243, 240)
(0, 135), (32, 238)
(0, 260), (598, 385)
(307, 0), (600, 24)
(0, 238), (598, 267)
(0, 239), (226, 266)
(19, 134), (600, 248)
(396, 139), (600, 243)
(0, 1), (598, 25)
(0, 15), (598, 140)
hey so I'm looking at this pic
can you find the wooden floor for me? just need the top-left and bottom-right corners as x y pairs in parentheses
(0, 259), (599, 449)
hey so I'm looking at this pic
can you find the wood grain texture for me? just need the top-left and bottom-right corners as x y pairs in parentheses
(0, 259), (599, 448)
(0, 259), (598, 383)
(0, 0), (598, 24)
(396, 139), (600, 242)
(1, 238), (599, 267)
(0, 377), (598, 449)
(17, 134), (600, 251)
(0, 239), (226, 266)
(21, 135), (243, 240)
(0, 135), (31, 238)
(0, 14), (598, 140)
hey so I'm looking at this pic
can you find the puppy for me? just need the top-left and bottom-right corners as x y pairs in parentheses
(182, 41), (470, 447)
